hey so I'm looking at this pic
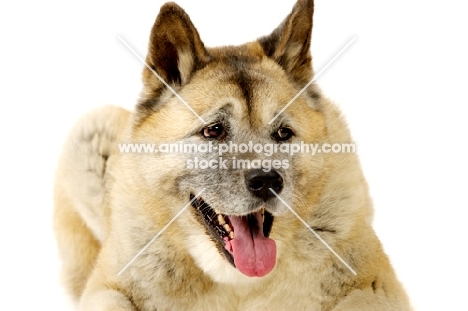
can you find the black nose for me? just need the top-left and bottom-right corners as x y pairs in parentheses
(245, 169), (284, 201)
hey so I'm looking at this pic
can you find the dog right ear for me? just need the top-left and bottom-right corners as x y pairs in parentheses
(258, 0), (314, 87)
(143, 2), (210, 93)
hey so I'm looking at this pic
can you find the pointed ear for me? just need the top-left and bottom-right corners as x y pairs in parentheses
(258, 0), (314, 86)
(144, 2), (210, 88)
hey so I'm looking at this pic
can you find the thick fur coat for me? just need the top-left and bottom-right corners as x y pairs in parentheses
(54, 1), (411, 310)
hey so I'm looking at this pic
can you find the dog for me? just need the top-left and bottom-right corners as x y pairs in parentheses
(54, 0), (411, 309)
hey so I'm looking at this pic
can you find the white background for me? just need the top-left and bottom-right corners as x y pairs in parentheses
(0, 0), (467, 310)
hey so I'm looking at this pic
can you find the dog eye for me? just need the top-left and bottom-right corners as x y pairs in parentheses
(202, 123), (224, 139)
(272, 127), (294, 141)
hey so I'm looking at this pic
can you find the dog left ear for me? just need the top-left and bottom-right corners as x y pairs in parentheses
(144, 2), (210, 88)
(258, 0), (314, 86)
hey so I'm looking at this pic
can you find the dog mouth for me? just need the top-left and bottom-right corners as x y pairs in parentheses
(190, 194), (276, 277)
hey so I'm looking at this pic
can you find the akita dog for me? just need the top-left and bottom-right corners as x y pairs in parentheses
(54, 0), (411, 309)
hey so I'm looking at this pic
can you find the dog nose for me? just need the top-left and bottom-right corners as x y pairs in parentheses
(245, 169), (284, 200)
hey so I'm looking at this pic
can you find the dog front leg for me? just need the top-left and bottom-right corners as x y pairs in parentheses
(79, 288), (137, 311)
(332, 287), (412, 311)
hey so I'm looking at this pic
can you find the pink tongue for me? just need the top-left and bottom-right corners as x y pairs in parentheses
(227, 212), (276, 277)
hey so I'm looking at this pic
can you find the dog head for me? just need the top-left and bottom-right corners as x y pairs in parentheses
(127, 0), (341, 282)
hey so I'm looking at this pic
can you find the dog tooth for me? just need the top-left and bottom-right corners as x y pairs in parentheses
(217, 214), (226, 225)
(229, 231), (234, 239)
(223, 224), (231, 232)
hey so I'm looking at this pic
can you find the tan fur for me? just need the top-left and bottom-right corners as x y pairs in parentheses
(54, 1), (411, 310)
(54, 105), (130, 298)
